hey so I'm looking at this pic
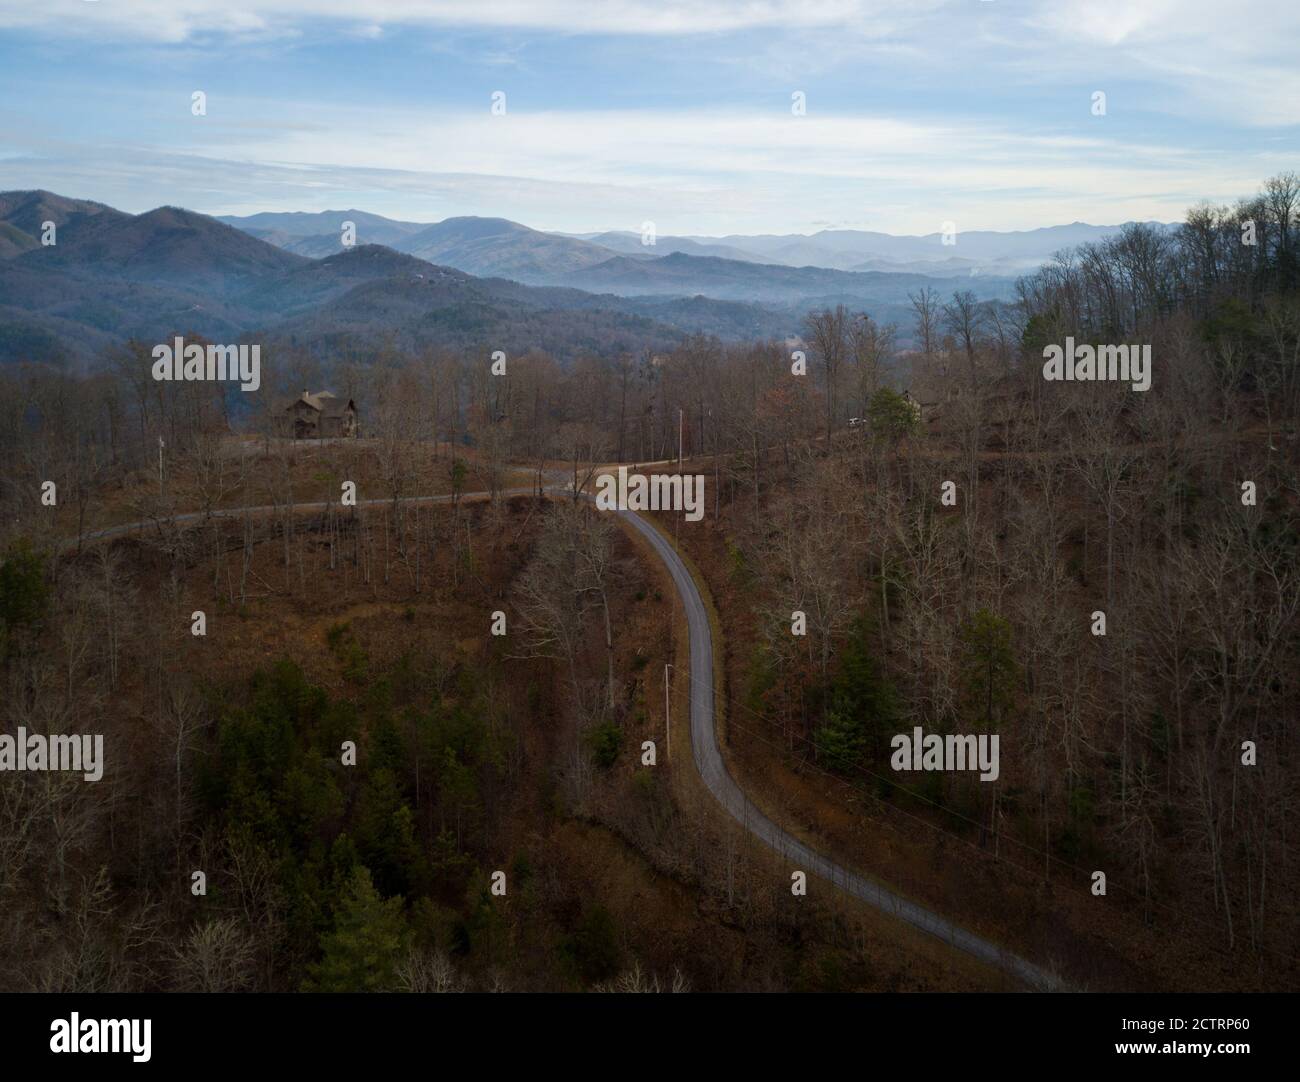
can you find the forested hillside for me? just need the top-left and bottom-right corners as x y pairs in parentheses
(0, 173), (1296, 991)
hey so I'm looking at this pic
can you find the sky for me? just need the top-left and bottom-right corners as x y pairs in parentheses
(0, 0), (1297, 235)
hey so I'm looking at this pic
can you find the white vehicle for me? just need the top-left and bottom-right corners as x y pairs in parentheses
(847, 417), (866, 428)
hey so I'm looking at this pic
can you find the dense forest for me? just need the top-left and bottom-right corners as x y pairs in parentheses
(0, 173), (1296, 990)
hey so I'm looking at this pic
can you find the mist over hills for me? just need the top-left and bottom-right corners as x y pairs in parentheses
(0, 192), (800, 366)
(235, 209), (428, 259)
(564, 230), (771, 264)
(397, 217), (618, 279)
(220, 206), (1170, 281)
(216, 204), (1031, 329)
(222, 211), (621, 277)
(683, 221), (1179, 273)
(551, 250), (1017, 307)
(2, 190), (1132, 370)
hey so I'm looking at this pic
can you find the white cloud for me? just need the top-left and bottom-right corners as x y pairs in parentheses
(0, 1), (920, 41)
(2, 1), (1294, 231)
(5, 96), (1276, 233)
(1020, 0), (1300, 125)
(7, 1), (1296, 126)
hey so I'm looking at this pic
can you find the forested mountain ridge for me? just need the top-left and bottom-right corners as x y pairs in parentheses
(219, 204), (1174, 278)
(0, 196), (801, 365)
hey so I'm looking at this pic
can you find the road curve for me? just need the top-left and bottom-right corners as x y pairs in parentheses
(64, 484), (1058, 988)
(609, 504), (1061, 991)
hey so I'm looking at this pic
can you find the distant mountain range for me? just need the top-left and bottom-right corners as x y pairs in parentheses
(220, 207), (1177, 282)
(215, 206), (1043, 330)
(2, 189), (1160, 371)
(0, 191), (801, 367)
(666, 222), (1181, 274)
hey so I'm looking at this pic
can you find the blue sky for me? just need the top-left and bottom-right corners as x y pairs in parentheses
(0, 1), (1296, 234)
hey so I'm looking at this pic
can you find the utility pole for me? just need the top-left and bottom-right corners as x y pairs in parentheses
(678, 408), (683, 468)
(710, 407), (718, 519)
(664, 663), (672, 762)
(158, 435), (165, 492)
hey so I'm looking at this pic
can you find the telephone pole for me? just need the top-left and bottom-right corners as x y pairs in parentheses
(664, 663), (672, 762)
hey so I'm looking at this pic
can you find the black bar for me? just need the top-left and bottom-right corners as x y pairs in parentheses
(1, 991), (1288, 1069)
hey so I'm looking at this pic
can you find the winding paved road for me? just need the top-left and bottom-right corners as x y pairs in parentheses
(69, 481), (1058, 989)
(608, 503), (1060, 991)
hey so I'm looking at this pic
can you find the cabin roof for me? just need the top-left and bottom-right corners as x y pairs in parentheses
(282, 390), (355, 416)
